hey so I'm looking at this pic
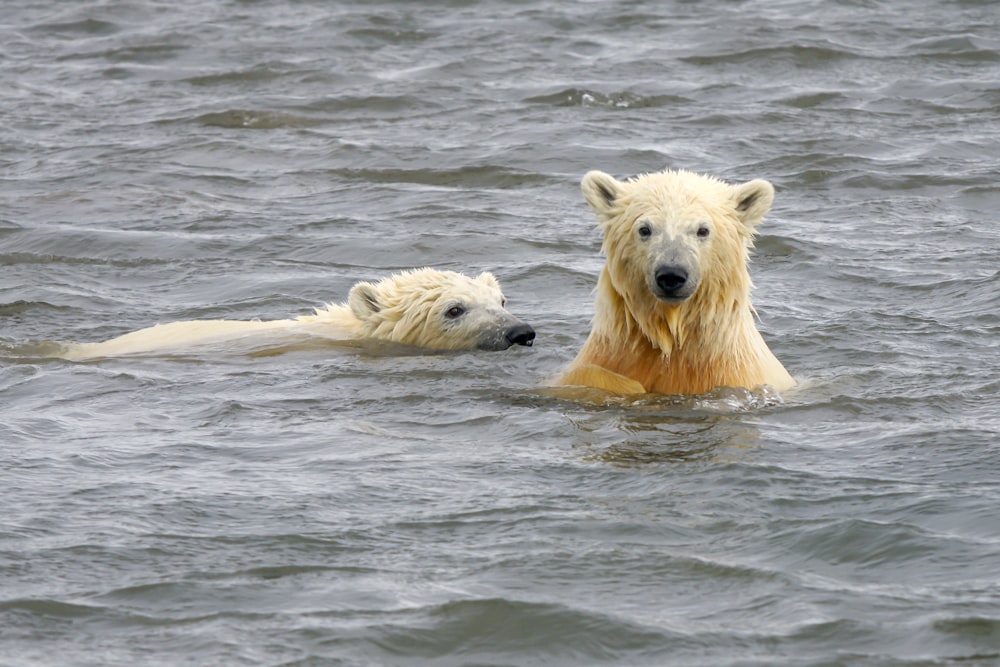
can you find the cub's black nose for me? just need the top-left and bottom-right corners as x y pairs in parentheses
(655, 265), (688, 295)
(506, 323), (536, 347)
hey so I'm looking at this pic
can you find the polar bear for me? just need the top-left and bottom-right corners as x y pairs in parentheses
(54, 268), (535, 360)
(554, 168), (794, 395)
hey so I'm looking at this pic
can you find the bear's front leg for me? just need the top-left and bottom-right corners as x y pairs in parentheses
(556, 362), (647, 395)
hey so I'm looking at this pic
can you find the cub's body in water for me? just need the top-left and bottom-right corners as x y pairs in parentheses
(56, 268), (535, 360)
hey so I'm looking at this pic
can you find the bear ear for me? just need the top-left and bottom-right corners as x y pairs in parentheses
(581, 170), (623, 217)
(475, 271), (500, 291)
(731, 179), (775, 229)
(348, 282), (382, 320)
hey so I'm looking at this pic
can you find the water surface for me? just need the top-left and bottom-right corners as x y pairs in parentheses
(3, 1), (1000, 665)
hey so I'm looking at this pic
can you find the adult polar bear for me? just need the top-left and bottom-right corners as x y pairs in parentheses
(555, 168), (794, 396)
(56, 268), (535, 360)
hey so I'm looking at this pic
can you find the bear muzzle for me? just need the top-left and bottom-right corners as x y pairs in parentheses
(652, 264), (697, 302)
(506, 322), (536, 347)
(479, 321), (535, 350)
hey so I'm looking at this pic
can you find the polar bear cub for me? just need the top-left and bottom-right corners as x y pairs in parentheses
(55, 268), (535, 360)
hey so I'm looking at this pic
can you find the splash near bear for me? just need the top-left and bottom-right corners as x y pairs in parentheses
(555, 168), (794, 396)
(55, 268), (535, 360)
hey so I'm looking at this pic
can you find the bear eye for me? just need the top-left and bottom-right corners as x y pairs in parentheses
(501, 297), (507, 308)
(445, 305), (466, 319)
(696, 224), (711, 239)
(637, 223), (652, 239)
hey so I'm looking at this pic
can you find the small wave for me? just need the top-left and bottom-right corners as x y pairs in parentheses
(184, 62), (304, 87)
(1, 339), (72, 362)
(57, 42), (186, 65)
(344, 420), (435, 441)
(346, 27), (438, 44)
(370, 597), (684, 661)
(902, 35), (1000, 62)
(933, 616), (1000, 640)
(28, 18), (119, 37)
(0, 250), (170, 269)
(681, 43), (864, 66)
(769, 518), (944, 571)
(525, 88), (688, 109)
(777, 91), (851, 109)
(0, 300), (72, 317)
(194, 110), (327, 130)
(328, 165), (550, 189)
(0, 598), (102, 619)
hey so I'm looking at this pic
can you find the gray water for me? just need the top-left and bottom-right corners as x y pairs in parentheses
(3, 1), (1000, 665)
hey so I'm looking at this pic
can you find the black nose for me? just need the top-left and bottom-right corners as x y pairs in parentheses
(506, 323), (535, 347)
(655, 266), (688, 295)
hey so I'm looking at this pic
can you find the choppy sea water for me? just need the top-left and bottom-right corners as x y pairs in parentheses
(3, 1), (1000, 665)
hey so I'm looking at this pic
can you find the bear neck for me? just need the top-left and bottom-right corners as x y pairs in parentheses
(585, 267), (765, 394)
(295, 302), (372, 337)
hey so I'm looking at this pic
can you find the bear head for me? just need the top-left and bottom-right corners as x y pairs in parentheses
(581, 168), (774, 351)
(346, 268), (535, 351)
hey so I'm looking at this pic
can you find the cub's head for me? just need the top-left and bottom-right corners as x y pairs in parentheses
(347, 268), (535, 351)
(581, 169), (774, 311)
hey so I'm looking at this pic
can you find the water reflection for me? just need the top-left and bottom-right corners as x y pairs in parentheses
(520, 385), (778, 466)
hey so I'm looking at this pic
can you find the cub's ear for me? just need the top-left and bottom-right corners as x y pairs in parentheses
(475, 271), (500, 291)
(581, 170), (623, 218)
(732, 179), (775, 229)
(348, 282), (382, 320)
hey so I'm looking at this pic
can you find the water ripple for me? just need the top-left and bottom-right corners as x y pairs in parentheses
(4, 0), (1000, 664)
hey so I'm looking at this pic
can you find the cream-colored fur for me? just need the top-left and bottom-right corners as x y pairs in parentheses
(55, 268), (535, 360)
(555, 169), (794, 395)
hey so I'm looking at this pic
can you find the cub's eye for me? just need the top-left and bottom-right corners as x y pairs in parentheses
(445, 305), (466, 319)
(696, 225), (711, 238)
(637, 223), (652, 239)
(501, 298), (507, 308)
